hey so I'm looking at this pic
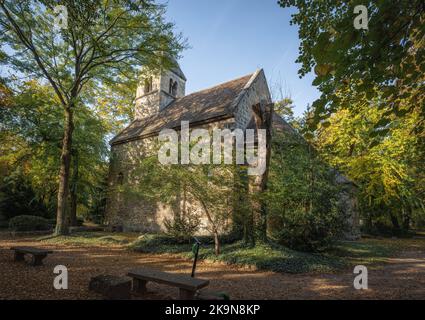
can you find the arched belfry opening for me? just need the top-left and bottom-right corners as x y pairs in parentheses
(135, 59), (186, 119)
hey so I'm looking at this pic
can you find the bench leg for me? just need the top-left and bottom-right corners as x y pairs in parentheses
(133, 279), (148, 294)
(179, 288), (196, 300)
(14, 252), (25, 262)
(30, 254), (47, 266)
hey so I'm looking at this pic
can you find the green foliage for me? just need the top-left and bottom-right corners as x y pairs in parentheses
(118, 140), (235, 253)
(272, 205), (345, 252)
(9, 215), (51, 232)
(279, 0), (424, 129)
(83, 175), (109, 224)
(163, 211), (201, 243)
(265, 131), (347, 251)
(315, 100), (424, 235)
(0, 81), (111, 222)
(279, 0), (424, 236)
(130, 233), (241, 254)
(0, 172), (50, 220)
(41, 231), (136, 246)
(274, 98), (295, 121)
(0, 0), (186, 103)
(129, 234), (190, 253)
(131, 235), (425, 274)
(0, 0), (186, 234)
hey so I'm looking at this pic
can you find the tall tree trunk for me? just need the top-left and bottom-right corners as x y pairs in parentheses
(69, 149), (79, 227)
(213, 231), (220, 256)
(55, 106), (74, 235)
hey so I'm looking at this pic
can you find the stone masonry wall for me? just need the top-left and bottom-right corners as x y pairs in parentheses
(105, 119), (235, 234)
(233, 69), (272, 130)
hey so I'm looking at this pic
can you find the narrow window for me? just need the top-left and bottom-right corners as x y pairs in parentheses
(169, 78), (173, 94)
(172, 81), (178, 96)
(144, 77), (152, 94)
(117, 172), (124, 185)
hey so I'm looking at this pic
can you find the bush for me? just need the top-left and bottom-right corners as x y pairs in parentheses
(272, 205), (346, 252)
(163, 211), (200, 243)
(9, 215), (51, 232)
(0, 220), (9, 229)
(361, 221), (395, 237)
(0, 175), (50, 220)
(265, 133), (348, 252)
(76, 217), (84, 226)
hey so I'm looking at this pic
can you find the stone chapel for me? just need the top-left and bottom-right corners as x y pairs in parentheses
(105, 60), (360, 238)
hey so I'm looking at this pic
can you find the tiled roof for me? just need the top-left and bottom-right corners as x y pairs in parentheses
(110, 73), (254, 145)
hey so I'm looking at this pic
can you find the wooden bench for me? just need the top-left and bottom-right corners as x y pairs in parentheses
(128, 268), (209, 300)
(10, 246), (53, 266)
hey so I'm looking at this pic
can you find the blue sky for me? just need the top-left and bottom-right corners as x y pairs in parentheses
(165, 0), (320, 116)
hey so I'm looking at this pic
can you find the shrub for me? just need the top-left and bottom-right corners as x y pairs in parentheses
(129, 234), (186, 253)
(0, 220), (9, 229)
(0, 176), (50, 220)
(76, 217), (84, 226)
(272, 205), (346, 252)
(265, 133), (348, 251)
(9, 215), (51, 232)
(163, 211), (200, 243)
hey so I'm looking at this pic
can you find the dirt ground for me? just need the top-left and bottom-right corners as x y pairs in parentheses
(0, 234), (424, 300)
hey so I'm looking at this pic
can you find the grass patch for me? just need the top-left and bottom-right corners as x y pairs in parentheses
(40, 231), (139, 246)
(199, 242), (346, 273)
(130, 235), (344, 273)
(129, 235), (347, 273)
(130, 234), (425, 273)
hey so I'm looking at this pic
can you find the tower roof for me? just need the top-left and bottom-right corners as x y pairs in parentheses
(170, 57), (187, 81)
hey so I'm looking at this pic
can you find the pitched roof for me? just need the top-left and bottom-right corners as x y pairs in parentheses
(110, 73), (254, 145)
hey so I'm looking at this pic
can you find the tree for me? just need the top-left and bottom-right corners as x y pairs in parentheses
(315, 97), (424, 235)
(269, 77), (295, 123)
(117, 140), (234, 255)
(265, 129), (346, 251)
(278, 0), (424, 129)
(0, 80), (111, 224)
(0, 78), (12, 108)
(273, 98), (294, 122)
(0, 0), (185, 234)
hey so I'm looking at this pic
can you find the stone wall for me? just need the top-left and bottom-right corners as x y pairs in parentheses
(134, 70), (186, 120)
(105, 119), (235, 234)
(233, 69), (272, 130)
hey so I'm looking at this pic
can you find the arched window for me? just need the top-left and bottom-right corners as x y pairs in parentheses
(172, 81), (178, 96)
(117, 172), (124, 185)
(144, 77), (152, 94)
(169, 79), (178, 96)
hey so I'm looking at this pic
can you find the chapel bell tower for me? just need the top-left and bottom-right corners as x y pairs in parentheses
(134, 59), (186, 120)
